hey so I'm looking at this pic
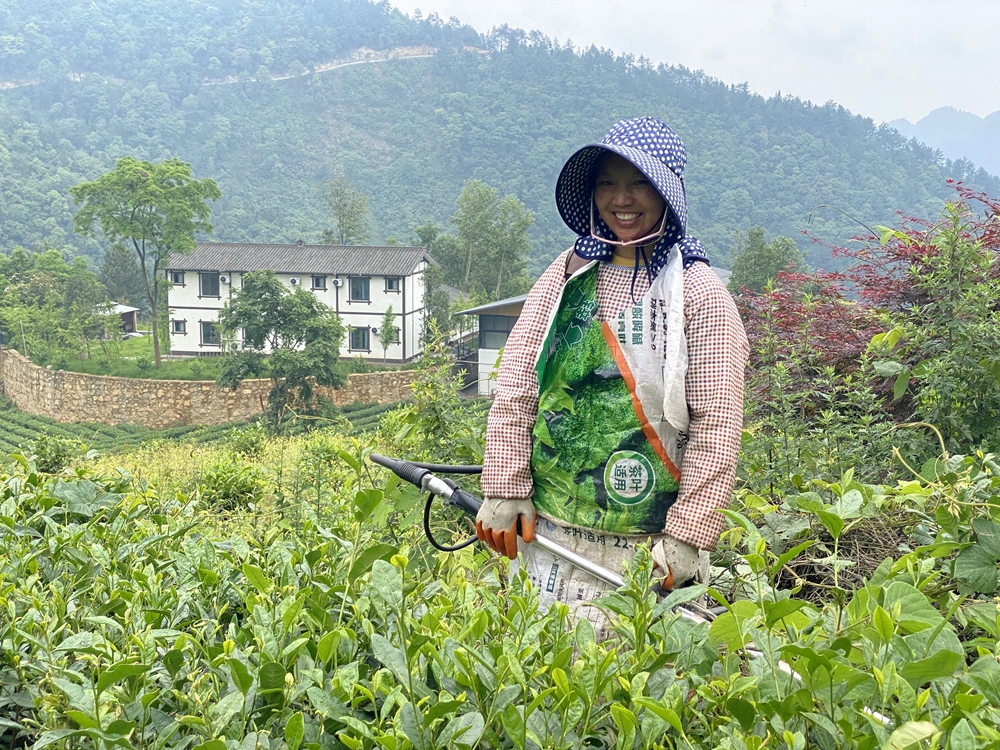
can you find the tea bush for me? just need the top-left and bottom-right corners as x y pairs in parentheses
(5, 423), (1000, 749)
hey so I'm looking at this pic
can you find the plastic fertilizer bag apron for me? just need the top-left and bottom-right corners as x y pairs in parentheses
(512, 250), (690, 639)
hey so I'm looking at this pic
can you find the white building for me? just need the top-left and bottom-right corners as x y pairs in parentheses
(166, 242), (436, 362)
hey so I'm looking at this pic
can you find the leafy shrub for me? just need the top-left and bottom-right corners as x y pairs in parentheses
(23, 433), (84, 472)
(135, 355), (153, 373)
(226, 422), (268, 459)
(195, 452), (267, 510)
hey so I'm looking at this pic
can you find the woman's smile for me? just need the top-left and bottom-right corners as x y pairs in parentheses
(593, 153), (666, 244)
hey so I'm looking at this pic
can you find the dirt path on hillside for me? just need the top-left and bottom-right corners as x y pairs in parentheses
(0, 44), (487, 91)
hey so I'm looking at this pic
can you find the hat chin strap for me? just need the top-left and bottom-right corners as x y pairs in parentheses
(590, 199), (669, 248)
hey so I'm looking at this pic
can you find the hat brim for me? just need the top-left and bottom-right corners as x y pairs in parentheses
(555, 143), (687, 239)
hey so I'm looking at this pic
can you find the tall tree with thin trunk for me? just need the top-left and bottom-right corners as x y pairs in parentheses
(377, 305), (399, 362)
(71, 157), (221, 367)
(321, 169), (372, 245)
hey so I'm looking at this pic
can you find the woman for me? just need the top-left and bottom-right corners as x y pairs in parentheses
(476, 118), (748, 628)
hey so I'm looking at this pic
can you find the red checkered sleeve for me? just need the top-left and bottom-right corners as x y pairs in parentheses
(482, 250), (573, 499)
(665, 263), (749, 550)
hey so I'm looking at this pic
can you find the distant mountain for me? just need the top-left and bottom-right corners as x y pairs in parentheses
(889, 107), (1000, 178)
(2, 0), (998, 276)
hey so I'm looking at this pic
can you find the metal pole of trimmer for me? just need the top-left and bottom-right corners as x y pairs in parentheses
(369, 453), (628, 589)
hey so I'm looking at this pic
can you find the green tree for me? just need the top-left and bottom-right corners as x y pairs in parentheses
(421, 264), (452, 343)
(98, 244), (149, 314)
(321, 169), (372, 246)
(0, 247), (109, 366)
(727, 227), (805, 294)
(70, 157), (221, 367)
(449, 180), (534, 300)
(216, 270), (347, 432)
(376, 305), (399, 363)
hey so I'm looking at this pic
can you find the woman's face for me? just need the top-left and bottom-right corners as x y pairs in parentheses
(593, 153), (666, 244)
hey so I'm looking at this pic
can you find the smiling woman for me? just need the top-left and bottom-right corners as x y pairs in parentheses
(592, 153), (667, 249)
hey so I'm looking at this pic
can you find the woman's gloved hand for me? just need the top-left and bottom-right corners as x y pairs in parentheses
(475, 498), (536, 560)
(651, 536), (701, 590)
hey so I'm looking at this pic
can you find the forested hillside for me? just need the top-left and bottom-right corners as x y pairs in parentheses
(1, 0), (997, 272)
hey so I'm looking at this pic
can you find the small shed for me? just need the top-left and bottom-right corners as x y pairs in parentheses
(110, 304), (139, 334)
(454, 294), (527, 396)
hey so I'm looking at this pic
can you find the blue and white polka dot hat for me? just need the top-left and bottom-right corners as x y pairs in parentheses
(556, 117), (708, 273)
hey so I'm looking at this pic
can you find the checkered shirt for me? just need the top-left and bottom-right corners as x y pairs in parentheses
(482, 250), (749, 551)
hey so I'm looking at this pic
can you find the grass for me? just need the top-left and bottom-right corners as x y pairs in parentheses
(62, 335), (226, 380)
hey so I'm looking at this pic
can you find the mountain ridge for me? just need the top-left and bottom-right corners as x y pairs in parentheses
(889, 106), (1000, 178)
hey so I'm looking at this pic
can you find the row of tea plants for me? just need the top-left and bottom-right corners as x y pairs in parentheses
(3, 420), (1000, 750)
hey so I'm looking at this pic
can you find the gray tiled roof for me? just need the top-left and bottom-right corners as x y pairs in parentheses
(168, 242), (437, 277)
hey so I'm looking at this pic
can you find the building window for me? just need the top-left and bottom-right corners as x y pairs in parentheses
(171, 320), (187, 335)
(201, 321), (220, 346)
(349, 276), (370, 302)
(199, 272), (220, 298)
(312, 275), (327, 291)
(349, 327), (370, 351)
(385, 276), (401, 292)
(479, 314), (517, 349)
(170, 271), (185, 286)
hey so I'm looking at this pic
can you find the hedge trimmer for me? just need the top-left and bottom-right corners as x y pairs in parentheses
(368, 452), (892, 728)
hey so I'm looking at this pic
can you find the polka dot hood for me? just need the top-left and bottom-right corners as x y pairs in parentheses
(555, 117), (709, 275)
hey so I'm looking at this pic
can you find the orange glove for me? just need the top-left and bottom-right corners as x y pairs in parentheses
(651, 536), (701, 590)
(475, 498), (536, 560)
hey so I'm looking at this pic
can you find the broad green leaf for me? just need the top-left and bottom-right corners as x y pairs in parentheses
(55, 632), (103, 655)
(399, 701), (430, 750)
(764, 599), (809, 628)
(963, 656), (1000, 706)
(336, 449), (362, 475)
(954, 545), (998, 594)
(438, 711), (485, 749)
(162, 649), (185, 678)
(873, 360), (905, 377)
(973, 518), (1000, 560)
(211, 690), (243, 727)
(316, 630), (341, 665)
(348, 543), (398, 584)
(353, 488), (384, 521)
(371, 633), (410, 685)
(191, 741), (227, 750)
(726, 697), (756, 732)
(306, 686), (346, 719)
(815, 509), (845, 540)
(285, 712), (305, 750)
(96, 663), (150, 695)
(64, 711), (98, 730)
(883, 721), (937, 749)
(371, 559), (403, 611)
(242, 563), (271, 594)
(948, 718), (976, 750)
(229, 659), (253, 696)
(900, 649), (963, 687)
(257, 662), (286, 693)
(873, 606), (895, 645)
(882, 582), (944, 633)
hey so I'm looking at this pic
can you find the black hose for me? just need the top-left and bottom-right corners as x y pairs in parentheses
(407, 461), (483, 474)
(423, 492), (478, 552)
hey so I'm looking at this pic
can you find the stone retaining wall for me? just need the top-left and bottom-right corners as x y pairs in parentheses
(0, 347), (415, 428)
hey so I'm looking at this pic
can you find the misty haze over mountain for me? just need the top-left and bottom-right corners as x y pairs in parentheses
(890, 107), (1000, 179)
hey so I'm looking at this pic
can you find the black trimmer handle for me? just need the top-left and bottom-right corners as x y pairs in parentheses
(369, 453), (431, 488)
(369, 453), (483, 516)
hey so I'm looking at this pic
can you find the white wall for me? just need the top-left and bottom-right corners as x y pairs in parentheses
(167, 268), (426, 361)
(478, 347), (502, 397)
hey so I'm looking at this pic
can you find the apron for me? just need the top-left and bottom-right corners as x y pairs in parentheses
(512, 248), (692, 638)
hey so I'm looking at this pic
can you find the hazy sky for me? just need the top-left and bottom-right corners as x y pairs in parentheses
(387, 0), (1000, 124)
